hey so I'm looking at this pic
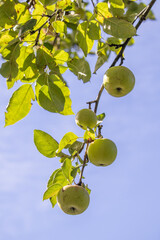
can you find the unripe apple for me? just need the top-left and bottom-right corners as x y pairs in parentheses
(87, 138), (117, 166)
(57, 185), (90, 215)
(103, 66), (135, 97)
(75, 108), (97, 130)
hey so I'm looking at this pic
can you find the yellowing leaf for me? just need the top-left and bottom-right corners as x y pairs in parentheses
(5, 84), (35, 126)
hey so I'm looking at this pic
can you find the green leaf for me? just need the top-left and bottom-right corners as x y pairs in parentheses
(36, 74), (74, 115)
(64, 13), (80, 24)
(0, 0), (17, 27)
(109, 0), (124, 9)
(68, 58), (91, 83)
(52, 169), (69, 185)
(19, 19), (37, 35)
(1, 39), (20, 60)
(108, 0), (124, 17)
(48, 77), (65, 112)
(34, 130), (59, 158)
(95, 2), (112, 24)
(85, 185), (91, 195)
(61, 158), (73, 183)
(69, 141), (83, 155)
(103, 17), (136, 38)
(76, 21), (94, 56)
(5, 84), (35, 126)
(58, 132), (78, 153)
(43, 183), (62, 200)
(83, 130), (95, 141)
(97, 113), (106, 122)
(36, 47), (56, 71)
(52, 21), (67, 34)
(47, 169), (60, 188)
(15, 3), (31, 24)
(53, 50), (69, 65)
(0, 60), (18, 79)
(39, 0), (57, 7)
(50, 195), (57, 208)
(94, 52), (108, 74)
(88, 20), (101, 40)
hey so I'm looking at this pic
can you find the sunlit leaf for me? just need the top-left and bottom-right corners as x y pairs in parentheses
(34, 130), (59, 158)
(5, 84), (35, 126)
(61, 158), (73, 183)
(43, 184), (62, 200)
(68, 58), (91, 83)
(58, 132), (78, 153)
(103, 17), (136, 38)
(76, 21), (94, 56)
(52, 21), (67, 34)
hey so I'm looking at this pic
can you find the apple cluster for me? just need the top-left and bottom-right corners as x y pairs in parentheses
(56, 66), (135, 215)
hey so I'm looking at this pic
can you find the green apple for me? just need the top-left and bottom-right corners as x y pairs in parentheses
(75, 108), (97, 130)
(87, 138), (117, 166)
(103, 66), (135, 97)
(57, 185), (90, 215)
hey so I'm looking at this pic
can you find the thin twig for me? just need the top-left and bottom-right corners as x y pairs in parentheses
(78, 141), (89, 185)
(90, 0), (96, 8)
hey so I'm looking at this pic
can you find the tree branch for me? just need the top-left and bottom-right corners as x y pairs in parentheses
(77, 0), (157, 185)
(93, 0), (157, 114)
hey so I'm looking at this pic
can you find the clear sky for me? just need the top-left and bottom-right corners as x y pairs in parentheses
(0, 2), (160, 240)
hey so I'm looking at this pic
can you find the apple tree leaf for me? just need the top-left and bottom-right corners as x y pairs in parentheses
(76, 21), (94, 56)
(43, 183), (62, 200)
(84, 130), (95, 141)
(0, 0), (17, 28)
(67, 58), (91, 83)
(57, 132), (78, 153)
(103, 17), (136, 38)
(52, 21), (67, 34)
(5, 84), (35, 126)
(34, 130), (59, 158)
(97, 113), (106, 122)
(108, 0), (125, 17)
(61, 158), (73, 183)
(95, 2), (112, 24)
(36, 74), (74, 115)
(87, 20), (101, 40)
(69, 141), (84, 155)
(50, 195), (57, 208)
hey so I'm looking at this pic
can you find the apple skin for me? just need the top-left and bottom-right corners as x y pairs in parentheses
(103, 66), (135, 97)
(57, 185), (90, 215)
(75, 108), (97, 130)
(87, 138), (117, 166)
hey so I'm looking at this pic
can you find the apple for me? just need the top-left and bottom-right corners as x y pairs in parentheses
(103, 66), (135, 97)
(87, 138), (117, 166)
(57, 185), (90, 215)
(75, 108), (97, 130)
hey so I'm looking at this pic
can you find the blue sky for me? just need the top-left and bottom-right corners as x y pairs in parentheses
(0, 2), (160, 240)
